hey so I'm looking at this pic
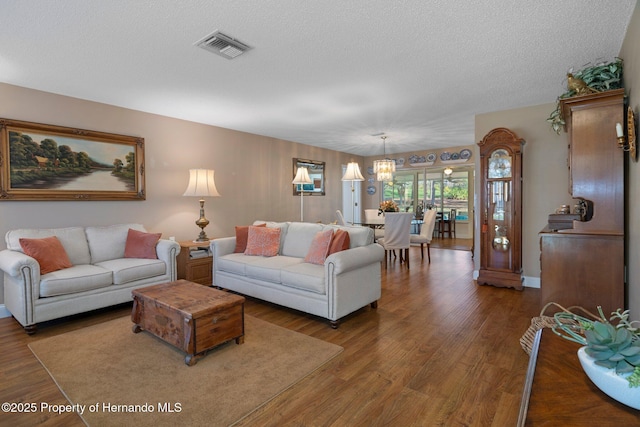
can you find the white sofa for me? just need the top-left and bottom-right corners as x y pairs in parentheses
(211, 221), (384, 328)
(0, 224), (180, 333)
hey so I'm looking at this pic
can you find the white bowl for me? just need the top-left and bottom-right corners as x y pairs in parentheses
(578, 346), (640, 410)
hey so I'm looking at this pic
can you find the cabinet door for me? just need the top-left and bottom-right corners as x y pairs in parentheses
(485, 181), (514, 271)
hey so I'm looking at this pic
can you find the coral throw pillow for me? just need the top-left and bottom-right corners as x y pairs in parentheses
(234, 223), (266, 253)
(244, 226), (281, 257)
(328, 229), (351, 255)
(304, 229), (334, 265)
(19, 236), (73, 274)
(124, 229), (161, 259)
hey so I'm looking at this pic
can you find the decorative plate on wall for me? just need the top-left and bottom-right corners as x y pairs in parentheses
(367, 166), (374, 175)
(367, 185), (376, 195)
(460, 149), (472, 160)
(426, 153), (437, 162)
(440, 152), (451, 161)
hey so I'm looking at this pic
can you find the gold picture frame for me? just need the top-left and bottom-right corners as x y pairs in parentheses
(0, 118), (145, 201)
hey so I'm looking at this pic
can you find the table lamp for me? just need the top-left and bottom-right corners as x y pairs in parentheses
(183, 169), (221, 242)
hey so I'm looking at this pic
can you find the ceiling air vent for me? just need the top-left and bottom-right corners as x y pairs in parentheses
(194, 30), (251, 59)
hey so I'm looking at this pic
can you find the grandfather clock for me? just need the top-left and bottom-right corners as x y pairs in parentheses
(477, 128), (525, 290)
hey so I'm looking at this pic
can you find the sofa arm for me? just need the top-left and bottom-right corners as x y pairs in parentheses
(0, 250), (41, 320)
(211, 237), (236, 260)
(155, 239), (180, 281)
(325, 243), (384, 275)
(0, 249), (40, 278)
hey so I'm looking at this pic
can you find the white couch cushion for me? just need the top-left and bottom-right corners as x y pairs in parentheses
(281, 263), (326, 294)
(216, 253), (265, 276)
(95, 258), (166, 285)
(85, 224), (146, 263)
(40, 264), (113, 297)
(281, 222), (324, 257)
(323, 224), (373, 248)
(5, 227), (91, 265)
(245, 256), (303, 283)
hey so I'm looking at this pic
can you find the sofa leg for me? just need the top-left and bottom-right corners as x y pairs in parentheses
(370, 300), (378, 309)
(330, 320), (339, 329)
(24, 324), (37, 335)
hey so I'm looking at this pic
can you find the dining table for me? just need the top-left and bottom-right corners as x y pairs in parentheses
(357, 218), (423, 234)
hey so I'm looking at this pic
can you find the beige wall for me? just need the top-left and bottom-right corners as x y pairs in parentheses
(0, 83), (359, 303)
(475, 103), (568, 285)
(620, 1), (640, 319)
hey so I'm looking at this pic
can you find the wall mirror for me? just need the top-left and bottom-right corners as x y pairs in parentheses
(292, 158), (325, 196)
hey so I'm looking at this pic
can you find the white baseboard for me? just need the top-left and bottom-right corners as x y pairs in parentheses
(0, 304), (11, 318)
(524, 276), (540, 289)
(472, 270), (540, 289)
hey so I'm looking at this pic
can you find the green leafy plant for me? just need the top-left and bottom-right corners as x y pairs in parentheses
(552, 306), (640, 387)
(547, 58), (624, 134)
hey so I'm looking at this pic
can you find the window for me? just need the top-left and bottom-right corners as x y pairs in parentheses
(385, 168), (472, 220)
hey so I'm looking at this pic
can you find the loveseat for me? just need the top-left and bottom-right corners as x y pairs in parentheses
(0, 223), (180, 333)
(211, 221), (384, 328)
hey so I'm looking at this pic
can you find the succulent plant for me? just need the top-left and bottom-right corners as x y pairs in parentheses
(584, 321), (640, 374)
(551, 305), (640, 387)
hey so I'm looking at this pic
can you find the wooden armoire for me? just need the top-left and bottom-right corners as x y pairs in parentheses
(539, 89), (625, 315)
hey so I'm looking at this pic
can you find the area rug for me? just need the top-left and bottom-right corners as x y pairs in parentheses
(28, 315), (343, 427)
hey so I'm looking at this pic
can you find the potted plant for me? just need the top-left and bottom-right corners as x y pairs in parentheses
(378, 200), (399, 215)
(552, 306), (640, 409)
(547, 58), (624, 134)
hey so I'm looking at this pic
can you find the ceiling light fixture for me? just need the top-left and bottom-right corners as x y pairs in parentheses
(373, 136), (396, 182)
(444, 167), (453, 176)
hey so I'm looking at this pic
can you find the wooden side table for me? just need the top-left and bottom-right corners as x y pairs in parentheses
(177, 240), (213, 286)
(518, 329), (638, 425)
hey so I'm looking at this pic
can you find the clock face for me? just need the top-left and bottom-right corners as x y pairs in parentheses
(488, 149), (512, 179)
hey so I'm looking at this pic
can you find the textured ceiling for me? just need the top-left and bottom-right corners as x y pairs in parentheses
(0, 0), (636, 156)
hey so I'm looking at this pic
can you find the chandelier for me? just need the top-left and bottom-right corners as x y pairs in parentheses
(373, 136), (396, 182)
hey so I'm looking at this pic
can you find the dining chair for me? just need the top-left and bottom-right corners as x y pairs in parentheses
(364, 209), (384, 240)
(441, 208), (457, 238)
(335, 209), (347, 226)
(410, 209), (437, 263)
(377, 212), (413, 269)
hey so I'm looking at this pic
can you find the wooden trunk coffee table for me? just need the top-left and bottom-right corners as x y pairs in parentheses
(131, 279), (245, 366)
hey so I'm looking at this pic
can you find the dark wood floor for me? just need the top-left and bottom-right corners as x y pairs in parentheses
(0, 247), (541, 426)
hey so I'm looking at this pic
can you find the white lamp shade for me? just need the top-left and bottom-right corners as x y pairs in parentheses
(292, 167), (312, 184)
(341, 162), (365, 181)
(183, 169), (221, 197)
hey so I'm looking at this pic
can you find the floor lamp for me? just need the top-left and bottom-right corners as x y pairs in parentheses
(341, 162), (364, 224)
(292, 166), (312, 221)
(183, 169), (221, 242)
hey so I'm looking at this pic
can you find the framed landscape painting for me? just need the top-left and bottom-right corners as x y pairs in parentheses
(0, 118), (145, 201)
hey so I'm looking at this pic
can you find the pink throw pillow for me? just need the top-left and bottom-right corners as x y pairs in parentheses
(304, 229), (334, 265)
(328, 229), (351, 255)
(19, 236), (73, 274)
(124, 229), (161, 259)
(244, 226), (281, 257)
(234, 223), (266, 253)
